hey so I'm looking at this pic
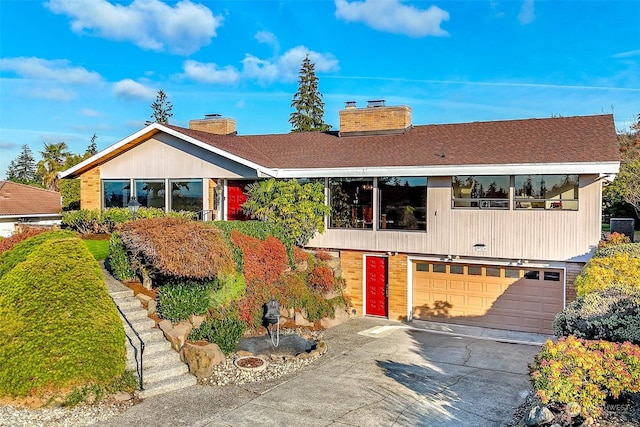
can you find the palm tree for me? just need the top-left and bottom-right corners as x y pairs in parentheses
(37, 142), (70, 191)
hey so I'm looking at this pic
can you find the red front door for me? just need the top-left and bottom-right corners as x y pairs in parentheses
(366, 256), (388, 317)
(226, 180), (252, 221)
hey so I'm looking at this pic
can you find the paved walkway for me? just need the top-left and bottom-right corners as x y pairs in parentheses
(97, 317), (545, 427)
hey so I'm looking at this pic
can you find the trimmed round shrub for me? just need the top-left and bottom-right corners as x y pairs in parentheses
(553, 286), (640, 344)
(0, 237), (126, 399)
(0, 230), (77, 279)
(593, 242), (640, 259)
(575, 253), (640, 296)
(157, 279), (217, 322)
(188, 318), (246, 355)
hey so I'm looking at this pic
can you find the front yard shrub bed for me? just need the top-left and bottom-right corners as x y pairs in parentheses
(0, 237), (126, 399)
(594, 242), (640, 259)
(530, 336), (640, 418)
(0, 230), (76, 279)
(107, 231), (135, 281)
(118, 217), (235, 281)
(188, 318), (246, 355)
(553, 286), (640, 344)
(157, 279), (216, 322)
(0, 228), (48, 255)
(63, 207), (195, 234)
(575, 253), (640, 296)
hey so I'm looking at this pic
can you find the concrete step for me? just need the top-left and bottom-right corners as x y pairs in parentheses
(141, 349), (183, 369)
(120, 306), (151, 321)
(125, 316), (156, 330)
(139, 374), (197, 399)
(112, 297), (142, 311)
(143, 363), (190, 383)
(110, 289), (134, 299)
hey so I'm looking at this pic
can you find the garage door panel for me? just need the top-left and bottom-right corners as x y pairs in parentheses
(412, 262), (564, 334)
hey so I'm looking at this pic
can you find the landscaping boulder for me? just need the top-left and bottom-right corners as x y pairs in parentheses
(294, 310), (314, 327)
(181, 341), (225, 378)
(320, 305), (350, 329)
(525, 405), (554, 426)
(159, 319), (192, 352)
(189, 314), (206, 329)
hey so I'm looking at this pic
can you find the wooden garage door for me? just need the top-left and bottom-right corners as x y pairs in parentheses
(412, 262), (564, 334)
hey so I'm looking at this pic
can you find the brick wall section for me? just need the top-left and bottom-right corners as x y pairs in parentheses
(339, 106), (411, 134)
(80, 167), (101, 210)
(188, 117), (236, 134)
(340, 250), (364, 316)
(339, 250), (409, 320)
(387, 254), (409, 320)
(565, 262), (585, 304)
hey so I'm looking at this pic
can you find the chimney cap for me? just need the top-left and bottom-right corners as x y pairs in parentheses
(367, 100), (386, 108)
(344, 101), (357, 109)
(204, 113), (222, 119)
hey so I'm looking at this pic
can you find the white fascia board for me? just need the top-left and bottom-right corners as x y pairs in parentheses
(272, 162), (621, 178)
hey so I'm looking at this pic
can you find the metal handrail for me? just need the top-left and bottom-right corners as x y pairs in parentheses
(111, 298), (145, 390)
(194, 210), (216, 221)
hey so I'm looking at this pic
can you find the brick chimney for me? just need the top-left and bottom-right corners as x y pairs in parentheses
(339, 100), (411, 136)
(188, 114), (236, 135)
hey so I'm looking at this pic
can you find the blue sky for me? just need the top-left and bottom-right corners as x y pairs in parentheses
(1, 0), (639, 179)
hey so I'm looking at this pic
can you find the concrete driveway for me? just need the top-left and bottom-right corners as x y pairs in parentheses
(97, 318), (545, 427)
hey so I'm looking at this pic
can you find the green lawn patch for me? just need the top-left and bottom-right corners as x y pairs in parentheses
(83, 238), (110, 261)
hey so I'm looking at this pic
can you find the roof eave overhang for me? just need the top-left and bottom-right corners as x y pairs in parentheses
(269, 161), (621, 178)
(58, 123), (276, 179)
(0, 213), (62, 219)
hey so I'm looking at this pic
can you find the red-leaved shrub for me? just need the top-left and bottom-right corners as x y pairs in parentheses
(0, 228), (48, 255)
(307, 266), (336, 293)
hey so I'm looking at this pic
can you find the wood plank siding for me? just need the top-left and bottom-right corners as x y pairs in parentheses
(309, 175), (602, 262)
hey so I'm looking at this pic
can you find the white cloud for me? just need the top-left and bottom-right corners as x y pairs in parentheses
(113, 79), (156, 100)
(255, 31), (279, 49)
(181, 60), (240, 84)
(242, 46), (339, 82)
(0, 57), (102, 84)
(518, 0), (535, 25)
(612, 49), (640, 59)
(181, 46), (339, 84)
(24, 87), (76, 101)
(335, 0), (449, 37)
(45, 0), (223, 55)
(79, 108), (101, 117)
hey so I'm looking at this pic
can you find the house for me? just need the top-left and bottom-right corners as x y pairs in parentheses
(0, 180), (62, 237)
(59, 101), (620, 334)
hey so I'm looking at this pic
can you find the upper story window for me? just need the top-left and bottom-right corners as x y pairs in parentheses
(102, 180), (131, 209)
(514, 175), (578, 210)
(452, 175), (509, 209)
(329, 178), (373, 229)
(379, 177), (427, 230)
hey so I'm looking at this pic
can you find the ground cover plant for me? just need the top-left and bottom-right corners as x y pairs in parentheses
(553, 286), (640, 345)
(0, 236), (126, 401)
(157, 279), (216, 322)
(188, 318), (246, 355)
(530, 336), (640, 418)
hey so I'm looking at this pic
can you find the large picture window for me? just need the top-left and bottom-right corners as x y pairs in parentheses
(514, 175), (578, 210)
(329, 178), (373, 228)
(170, 179), (203, 212)
(379, 177), (427, 230)
(102, 180), (130, 208)
(452, 176), (509, 209)
(135, 179), (166, 209)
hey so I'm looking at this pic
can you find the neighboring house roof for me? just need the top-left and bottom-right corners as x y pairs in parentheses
(60, 114), (620, 179)
(0, 181), (62, 217)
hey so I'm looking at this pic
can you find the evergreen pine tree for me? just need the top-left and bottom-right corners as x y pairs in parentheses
(85, 133), (98, 158)
(147, 90), (173, 125)
(289, 55), (331, 132)
(6, 145), (37, 185)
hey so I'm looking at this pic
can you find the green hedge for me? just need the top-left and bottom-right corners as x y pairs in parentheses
(553, 286), (640, 344)
(0, 230), (77, 279)
(63, 208), (196, 234)
(107, 232), (136, 281)
(0, 237), (126, 398)
(157, 279), (217, 322)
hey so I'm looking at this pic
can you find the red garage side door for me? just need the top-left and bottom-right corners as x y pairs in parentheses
(227, 180), (252, 221)
(366, 256), (388, 317)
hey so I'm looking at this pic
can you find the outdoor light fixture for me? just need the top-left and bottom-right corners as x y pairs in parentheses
(127, 197), (141, 219)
